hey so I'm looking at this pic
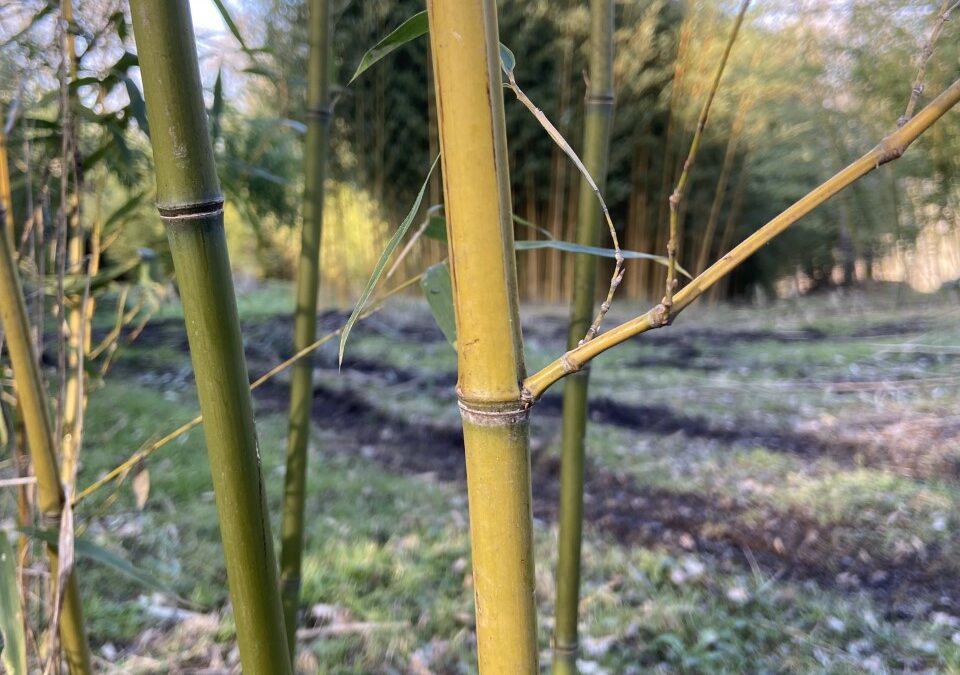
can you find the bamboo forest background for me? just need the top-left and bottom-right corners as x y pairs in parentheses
(3, 0), (959, 306)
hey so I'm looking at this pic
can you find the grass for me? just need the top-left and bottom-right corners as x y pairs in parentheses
(10, 284), (959, 672)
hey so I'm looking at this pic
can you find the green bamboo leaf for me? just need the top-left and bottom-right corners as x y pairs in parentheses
(123, 77), (150, 137)
(19, 527), (175, 598)
(515, 240), (692, 278)
(421, 262), (456, 349)
(210, 0), (249, 51)
(512, 213), (553, 239)
(422, 215), (447, 242)
(210, 69), (224, 144)
(0, 533), (26, 675)
(499, 43), (516, 76)
(339, 155), (440, 366)
(349, 11), (429, 84)
(423, 213), (551, 244)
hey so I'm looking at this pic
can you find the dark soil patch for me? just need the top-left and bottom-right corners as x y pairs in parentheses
(250, 380), (960, 617)
(537, 393), (960, 481)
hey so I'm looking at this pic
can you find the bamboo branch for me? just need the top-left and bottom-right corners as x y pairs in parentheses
(663, 0), (750, 312)
(522, 77), (960, 402)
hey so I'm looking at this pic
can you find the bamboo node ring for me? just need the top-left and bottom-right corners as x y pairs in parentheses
(457, 401), (529, 427)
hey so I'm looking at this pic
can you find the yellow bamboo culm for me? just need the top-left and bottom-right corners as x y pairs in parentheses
(427, 0), (538, 672)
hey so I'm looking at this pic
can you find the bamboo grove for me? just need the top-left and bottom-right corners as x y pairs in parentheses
(0, 0), (959, 672)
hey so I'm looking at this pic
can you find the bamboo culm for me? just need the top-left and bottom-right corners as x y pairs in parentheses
(0, 203), (92, 674)
(279, 0), (332, 659)
(552, 0), (614, 671)
(427, 0), (538, 670)
(128, 2), (292, 672)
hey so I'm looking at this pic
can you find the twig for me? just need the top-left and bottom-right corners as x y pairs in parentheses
(899, 0), (960, 126)
(662, 0), (750, 319)
(72, 273), (424, 506)
(521, 77), (960, 402)
(503, 70), (624, 343)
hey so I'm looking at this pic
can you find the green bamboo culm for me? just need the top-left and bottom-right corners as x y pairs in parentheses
(279, 0), (332, 658)
(128, 3), (292, 673)
(553, 0), (615, 672)
(0, 203), (93, 674)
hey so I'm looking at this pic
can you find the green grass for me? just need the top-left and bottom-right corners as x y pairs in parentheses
(35, 284), (960, 672)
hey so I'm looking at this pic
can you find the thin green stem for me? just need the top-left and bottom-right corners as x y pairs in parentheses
(552, 0), (614, 671)
(664, 0), (750, 310)
(279, 0), (332, 658)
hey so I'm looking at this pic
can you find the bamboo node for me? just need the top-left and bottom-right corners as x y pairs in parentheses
(157, 199), (225, 221)
(560, 353), (582, 374)
(876, 142), (905, 166)
(552, 641), (579, 656)
(457, 400), (529, 427)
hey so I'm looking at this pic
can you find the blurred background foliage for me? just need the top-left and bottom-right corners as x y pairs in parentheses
(1, 0), (958, 304)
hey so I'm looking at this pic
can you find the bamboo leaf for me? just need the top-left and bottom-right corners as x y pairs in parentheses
(210, 69), (224, 145)
(210, 0), (249, 51)
(19, 527), (175, 597)
(512, 213), (553, 240)
(123, 77), (150, 137)
(515, 240), (691, 278)
(349, 11), (429, 84)
(424, 213), (552, 243)
(339, 156), (440, 366)
(421, 262), (456, 349)
(422, 215), (447, 242)
(499, 43), (516, 76)
(0, 533), (26, 675)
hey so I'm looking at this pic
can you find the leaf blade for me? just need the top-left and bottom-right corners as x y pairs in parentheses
(19, 527), (176, 598)
(349, 12), (429, 84)
(514, 240), (692, 278)
(0, 533), (26, 675)
(420, 262), (457, 349)
(210, 0), (249, 51)
(339, 156), (440, 365)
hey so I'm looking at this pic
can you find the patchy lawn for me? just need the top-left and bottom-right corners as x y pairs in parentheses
(19, 284), (960, 673)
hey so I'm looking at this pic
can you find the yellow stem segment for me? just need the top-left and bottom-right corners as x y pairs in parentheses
(428, 0), (537, 671)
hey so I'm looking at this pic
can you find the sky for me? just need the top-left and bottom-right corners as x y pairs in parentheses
(191, 0), (228, 33)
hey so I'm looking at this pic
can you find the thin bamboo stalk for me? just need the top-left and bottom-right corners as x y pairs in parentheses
(552, 0), (614, 671)
(60, 0), (86, 490)
(427, 0), (537, 670)
(523, 76), (960, 400)
(0, 116), (11, 239)
(128, 3), (292, 673)
(664, 0), (749, 307)
(0, 203), (92, 674)
(279, 0), (331, 658)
